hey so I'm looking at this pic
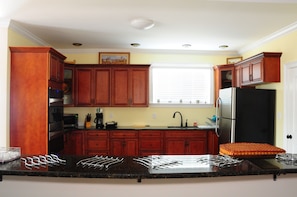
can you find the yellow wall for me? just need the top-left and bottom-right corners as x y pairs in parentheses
(64, 52), (228, 127)
(7, 26), (297, 148)
(240, 30), (297, 147)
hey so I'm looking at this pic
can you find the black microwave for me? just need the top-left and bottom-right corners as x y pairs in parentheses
(63, 114), (78, 129)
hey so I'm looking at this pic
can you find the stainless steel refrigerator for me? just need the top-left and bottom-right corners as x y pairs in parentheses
(216, 87), (276, 145)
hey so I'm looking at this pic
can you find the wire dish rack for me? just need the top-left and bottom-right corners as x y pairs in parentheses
(76, 156), (124, 170)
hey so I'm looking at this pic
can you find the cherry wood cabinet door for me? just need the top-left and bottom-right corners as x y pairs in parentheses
(139, 131), (164, 156)
(130, 68), (149, 106)
(213, 64), (235, 105)
(112, 68), (130, 106)
(64, 130), (84, 155)
(75, 67), (93, 106)
(85, 131), (109, 156)
(94, 68), (111, 106)
(50, 53), (64, 83)
(164, 130), (207, 155)
(109, 131), (139, 156)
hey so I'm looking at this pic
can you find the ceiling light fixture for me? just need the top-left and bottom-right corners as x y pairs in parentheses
(130, 43), (141, 47)
(219, 45), (228, 49)
(182, 44), (192, 48)
(72, 43), (82, 46)
(130, 18), (155, 30)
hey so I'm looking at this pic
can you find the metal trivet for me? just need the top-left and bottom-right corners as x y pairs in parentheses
(134, 156), (182, 169)
(21, 154), (66, 169)
(76, 156), (124, 170)
(275, 153), (297, 166)
(196, 155), (242, 168)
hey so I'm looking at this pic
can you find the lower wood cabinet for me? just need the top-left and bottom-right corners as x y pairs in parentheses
(63, 129), (218, 156)
(139, 130), (164, 156)
(85, 130), (109, 156)
(164, 130), (207, 155)
(109, 130), (139, 156)
(64, 130), (84, 155)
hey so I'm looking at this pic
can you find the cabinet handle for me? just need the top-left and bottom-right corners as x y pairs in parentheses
(249, 74), (253, 81)
(185, 141), (189, 147)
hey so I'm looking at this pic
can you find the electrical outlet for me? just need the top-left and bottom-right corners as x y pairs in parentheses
(152, 113), (156, 119)
(109, 113), (113, 119)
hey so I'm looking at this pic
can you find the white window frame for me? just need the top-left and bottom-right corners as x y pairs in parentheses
(149, 63), (214, 108)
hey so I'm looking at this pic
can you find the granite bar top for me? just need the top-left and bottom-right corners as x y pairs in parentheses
(1, 155), (297, 182)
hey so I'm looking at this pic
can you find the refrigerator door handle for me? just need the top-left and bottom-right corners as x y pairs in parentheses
(215, 97), (222, 137)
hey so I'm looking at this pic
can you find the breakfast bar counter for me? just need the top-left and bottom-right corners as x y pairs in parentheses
(1, 154), (297, 182)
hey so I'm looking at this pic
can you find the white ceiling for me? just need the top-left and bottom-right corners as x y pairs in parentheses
(2, 0), (297, 54)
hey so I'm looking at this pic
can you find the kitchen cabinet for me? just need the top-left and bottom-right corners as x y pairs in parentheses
(164, 131), (207, 155)
(64, 64), (75, 106)
(85, 131), (109, 156)
(10, 47), (66, 155)
(139, 131), (164, 156)
(109, 131), (139, 156)
(64, 130), (84, 155)
(207, 131), (219, 155)
(49, 52), (64, 83)
(213, 64), (235, 104)
(235, 52), (282, 86)
(75, 65), (111, 106)
(112, 65), (149, 107)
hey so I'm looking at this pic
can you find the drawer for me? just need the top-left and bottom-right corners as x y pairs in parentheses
(86, 139), (109, 149)
(165, 131), (207, 138)
(86, 131), (108, 137)
(110, 131), (138, 138)
(139, 131), (163, 138)
(139, 139), (163, 150)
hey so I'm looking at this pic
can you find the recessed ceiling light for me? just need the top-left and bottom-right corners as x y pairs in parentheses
(130, 18), (155, 30)
(182, 44), (192, 48)
(131, 43), (141, 47)
(72, 43), (82, 46)
(219, 45), (228, 49)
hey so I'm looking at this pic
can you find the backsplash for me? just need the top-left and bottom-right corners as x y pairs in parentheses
(64, 106), (215, 127)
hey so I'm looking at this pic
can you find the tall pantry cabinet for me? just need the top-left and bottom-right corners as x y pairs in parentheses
(10, 47), (66, 155)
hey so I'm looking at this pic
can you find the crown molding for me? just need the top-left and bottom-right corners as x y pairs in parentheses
(239, 21), (297, 54)
(9, 20), (51, 46)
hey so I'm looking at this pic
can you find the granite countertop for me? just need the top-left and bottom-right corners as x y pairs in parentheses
(1, 154), (296, 182)
(76, 125), (217, 131)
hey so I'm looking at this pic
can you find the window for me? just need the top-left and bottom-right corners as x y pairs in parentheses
(150, 63), (214, 106)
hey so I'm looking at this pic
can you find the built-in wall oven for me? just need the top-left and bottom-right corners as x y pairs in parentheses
(48, 87), (64, 154)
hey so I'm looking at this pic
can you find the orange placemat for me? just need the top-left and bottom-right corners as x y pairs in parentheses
(220, 142), (285, 158)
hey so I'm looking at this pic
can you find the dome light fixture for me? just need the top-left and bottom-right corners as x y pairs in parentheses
(130, 18), (155, 30)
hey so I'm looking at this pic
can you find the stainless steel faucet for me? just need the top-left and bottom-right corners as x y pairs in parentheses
(173, 111), (183, 127)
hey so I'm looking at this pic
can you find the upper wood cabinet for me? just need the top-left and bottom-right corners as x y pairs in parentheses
(75, 65), (111, 106)
(235, 52), (282, 86)
(50, 52), (65, 83)
(213, 64), (235, 102)
(112, 65), (149, 107)
(10, 47), (66, 155)
(75, 64), (149, 107)
(64, 64), (75, 106)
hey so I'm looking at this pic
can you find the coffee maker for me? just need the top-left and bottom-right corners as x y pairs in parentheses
(94, 112), (104, 129)
(94, 108), (104, 129)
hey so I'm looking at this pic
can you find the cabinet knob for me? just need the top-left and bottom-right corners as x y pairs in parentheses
(287, 134), (293, 139)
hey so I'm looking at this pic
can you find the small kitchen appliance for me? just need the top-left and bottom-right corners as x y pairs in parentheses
(94, 112), (104, 129)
